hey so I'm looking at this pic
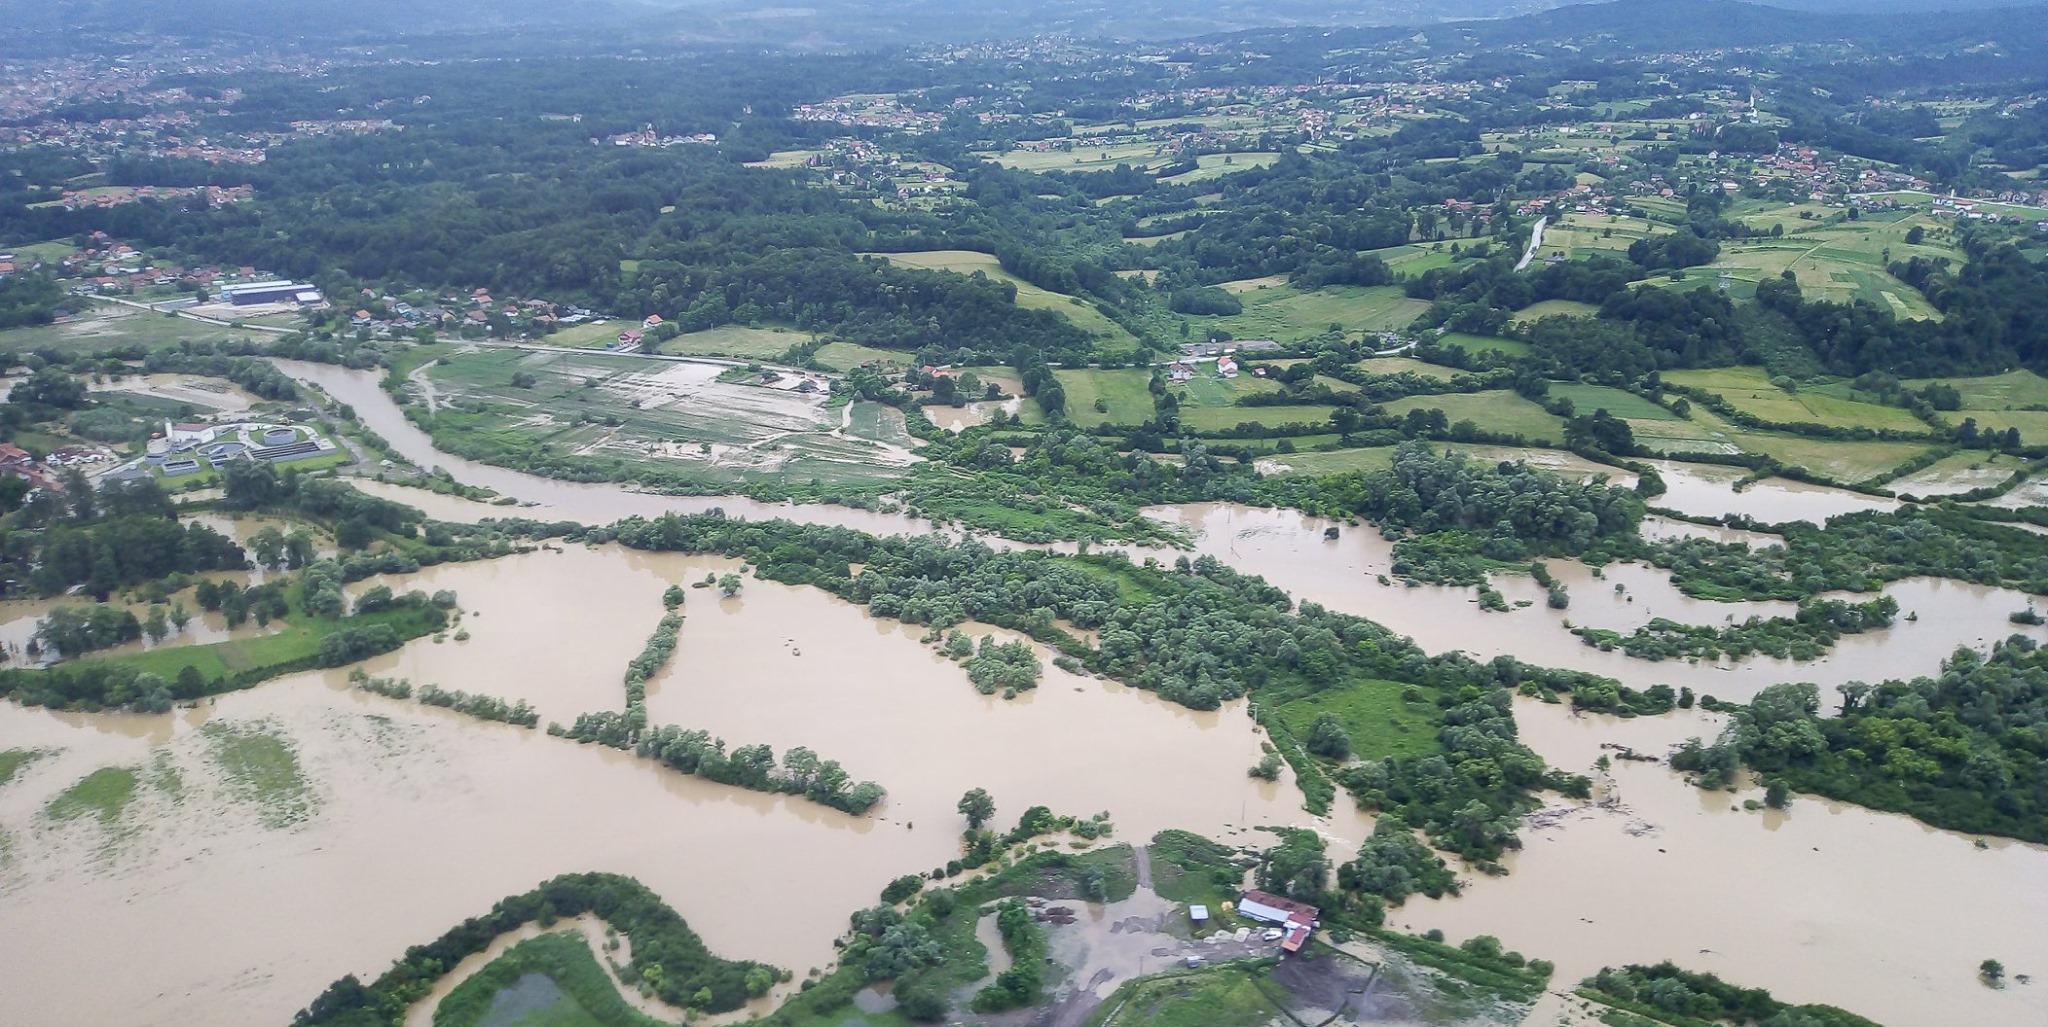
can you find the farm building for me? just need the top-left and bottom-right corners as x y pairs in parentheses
(221, 281), (325, 306)
(1237, 889), (1318, 953)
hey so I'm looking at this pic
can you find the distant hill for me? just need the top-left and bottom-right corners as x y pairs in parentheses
(1428, 0), (2048, 50)
(5, 0), (2044, 53)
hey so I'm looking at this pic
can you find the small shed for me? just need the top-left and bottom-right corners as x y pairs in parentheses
(1188, 904), (1209, 926)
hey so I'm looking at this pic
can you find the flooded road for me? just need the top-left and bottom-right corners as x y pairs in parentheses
(1396, 696), (2048, 1027)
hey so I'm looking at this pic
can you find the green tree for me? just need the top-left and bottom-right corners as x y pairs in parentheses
(957, 787), (995, 830)
(1305, 712), (1352, 760)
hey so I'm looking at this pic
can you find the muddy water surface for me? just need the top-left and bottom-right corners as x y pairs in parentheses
(276, 360), (932, 534)
(1643, 459), (1898, 523)
(0, 545), (1359, 1027)
(1397, 696), (2048, 1027)
(641, 575), (1366, 842)
(0, 673), (911, 1027)
(1140, 503), (2048, 702)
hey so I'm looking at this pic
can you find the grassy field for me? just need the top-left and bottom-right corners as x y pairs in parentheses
(1435, 332), (1533, 357)
(1254, 446), (1396, 476)
(1177, 405), (1337, 433)
(1359, 357), (1462, 379)
(1664, 366), (1928, 432)
(1, 240), (75, 264)
(1940, 409), (2048, 444)
(1534, 214), (1669, 263)
(1273, 679), (1442, 761)
(983, 140), (1169, 173)
(0, 301), (272, 355)
(204, 721), (313, 828)
(1887, 450), (2027, 496)
(1645, 210), (1953, 319)
(1547, 383), (1673, 420)
(0, 748), (43, 789)
(869, 250), (1139, 347)
(1679, 407), (1935, 480)
(1904, 370), (2048, 409)
(433, 932), (668, 1027)
(1382, 390), (1564, 440)
(1510, 299), (1600, 325)
(1100, 965), (1283, 1027)
(653, 325), (808, 361)
(45, 766), (139, 825)
(1189, 283), (1428, 341)
(812, 341), (909, 371)
(1158, 152), (1283, 184)
(1056, 368), (1156, 425)
(542, 320), (636, 349)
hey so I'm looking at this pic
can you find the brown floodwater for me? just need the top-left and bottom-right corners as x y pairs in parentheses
(1137, 503), (2048, 703)
(1642, 459), (1898, 523)
(1394, 696), (2048, 1027)
(0, 545), (1363, 1027)
(274, 360), (933, 534)
(638, 574), (1363, 842)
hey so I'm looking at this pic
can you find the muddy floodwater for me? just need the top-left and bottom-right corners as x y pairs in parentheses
(276, 359), (932, 534)
(1139, 503), (2048, 703)
(0, 358), (1983, 1026)
(1641, 459), (1899, 523)
(0, 544), (1361, 1027)
(1396, 696), (2048, 1026)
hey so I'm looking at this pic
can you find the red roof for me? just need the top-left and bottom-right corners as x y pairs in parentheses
(1239, 890), (1319, 925)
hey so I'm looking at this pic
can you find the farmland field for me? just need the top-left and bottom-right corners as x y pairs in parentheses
(1435, 332), (1534, 357)
(421, 347), (914, 486)
(1255, 446), (1396, 476)
(654, 325), (809, 361)
(1359, 356), (1462, 379)
(1645, 210), (1953, 318)
(813, 341), (909, 371)
(1381, 389), (1565, 440)
(1177, 404), (1336, 433)
(0, 301), (272, 355)
(1055, 368), (1155, 426)
(867, 250), (1139, 348)
(1902, 370), (2048, 410)
(1663, 366), (1928, 432)
(1510, 299), (1600, 324)
(1187, 283), (1427, 341)
(1546, 383), (1673, 420)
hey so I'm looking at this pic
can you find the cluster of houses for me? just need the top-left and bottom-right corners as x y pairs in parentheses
(0, 441), (104, 495)
(341, 286), (605, 340)
(42, 183), (252, 212)
(597, 126), (718, 148)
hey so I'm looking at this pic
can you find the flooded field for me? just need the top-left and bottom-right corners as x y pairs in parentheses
(1642, 459), (1899, 523)
(88, 372), (264, 413)
(1396, 696), (2048, 1027)
(0, 545), (1360, 1027)
(277, 359), (934, 533)
(640, 572), (1362, 842)
(1140, 503), (2048, 702)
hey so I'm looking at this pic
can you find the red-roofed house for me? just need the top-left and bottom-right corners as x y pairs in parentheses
(1237, 890), (1319, 953)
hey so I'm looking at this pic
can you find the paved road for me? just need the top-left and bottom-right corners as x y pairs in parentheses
(1514, 214), (1550, 271)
